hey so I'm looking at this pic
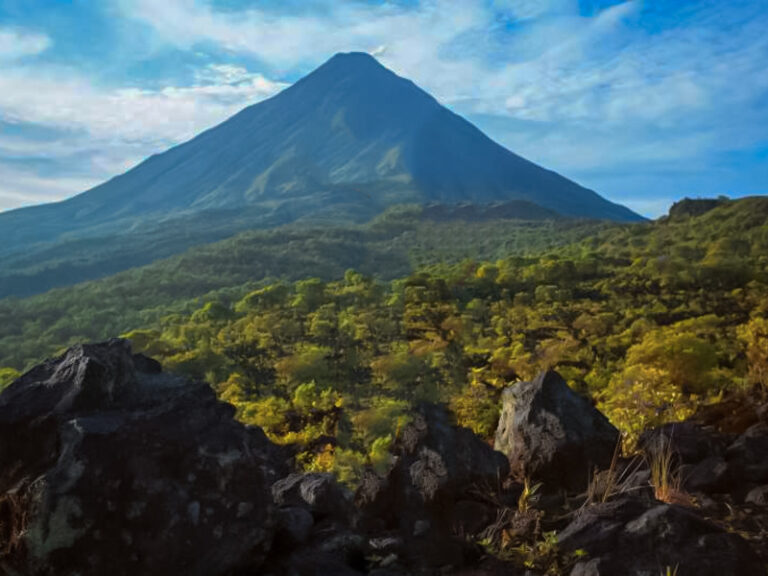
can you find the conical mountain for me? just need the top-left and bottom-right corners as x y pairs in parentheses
(0, 52), (640, 254)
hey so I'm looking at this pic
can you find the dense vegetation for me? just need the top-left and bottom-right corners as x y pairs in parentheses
(2, 197), (767, 484)
(0, 206), (603, 370)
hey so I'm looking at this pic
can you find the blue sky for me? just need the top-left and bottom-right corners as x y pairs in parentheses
(0, 0), (766, 217)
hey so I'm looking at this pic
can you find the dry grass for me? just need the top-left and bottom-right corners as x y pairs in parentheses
(585, 435), (645, 506)
(647, 434), (692, 506)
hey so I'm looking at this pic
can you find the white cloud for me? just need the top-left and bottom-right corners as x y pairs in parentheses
(121, 0), (488, 83)
(195, 63), (267, 86)
(1, 0), (767, 214)
(0, 27), (51, 61)
(118, 0), (766, 137)
(0, 61), (286, 210)
(492, 0), (576, 21)
(0, 65), (285, 145)
(0, 165), (100, 211)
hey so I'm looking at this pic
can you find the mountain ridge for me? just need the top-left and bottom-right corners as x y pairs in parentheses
(0, 51), (641, 295)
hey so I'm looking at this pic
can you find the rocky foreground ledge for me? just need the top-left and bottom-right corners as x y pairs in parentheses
(0, 341), (766, 575)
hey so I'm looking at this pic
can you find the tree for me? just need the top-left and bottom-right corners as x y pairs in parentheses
(451, 377), (500, 438)
(624, 324), (720, 394)
(738, 317), (768, 389)
(600, 365), (695, 449)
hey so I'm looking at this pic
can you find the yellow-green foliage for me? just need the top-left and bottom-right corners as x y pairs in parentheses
(738, 316), (768, 388)
(369, 435), (394, 475)
(622, 317), (727, 395)
(4, 198), (768, 484)
(120, 201), (768, 475)
(352, 398), (410, 445)
(237, 396), (291, 434)
(451, 377), (501, 437)
(600, 365), (695, 449)
(292, 381), (342, 412)
(0, 367), (20, 391)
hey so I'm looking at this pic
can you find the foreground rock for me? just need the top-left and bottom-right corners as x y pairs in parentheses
(2, 345), (766, 575)
(494, 370), (620, 491)
(0, 340), (286, 576)
(559, 496), (763, 575)
(640, 419), (768, 497)
(356, 404), (510, 569)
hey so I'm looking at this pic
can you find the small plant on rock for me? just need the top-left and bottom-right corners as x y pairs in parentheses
(585, 436), (645, 506)
(510, 531), (588, 575)
(647, 435), (692, 506)
(518, 477), (542, 513)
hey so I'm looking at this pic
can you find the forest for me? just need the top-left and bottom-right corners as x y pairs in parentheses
(0, 205), (605, 370)
(1, 197), (767, 486)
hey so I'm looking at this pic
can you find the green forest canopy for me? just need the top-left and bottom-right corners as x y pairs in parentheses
(1, 197), (767, 483)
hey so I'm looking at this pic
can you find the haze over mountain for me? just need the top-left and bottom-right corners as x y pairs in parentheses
(0, 52), (641, 298)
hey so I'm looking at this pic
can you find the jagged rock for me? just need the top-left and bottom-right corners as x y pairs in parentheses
(494, 370), (619, 492)
(264, 527), (368, 576)
(684, 456), (731, 493)
(451, 500), (495, 536)
(368, 535), (404, 555)
(726, 423), (768, 484)
(639, 421), (729, 465)
(272, 472), (353, 523)
(356, 403), (508, 568)
(641, 421), (768, 496)
(275, 507), (315, 545)
(745, 485), (768, 506)
(0, 340), (287, 576)
(558, 496), (762, 576)
(132, 353), (162, 374)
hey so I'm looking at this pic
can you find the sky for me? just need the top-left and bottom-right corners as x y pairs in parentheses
(0, 1), (766, 218)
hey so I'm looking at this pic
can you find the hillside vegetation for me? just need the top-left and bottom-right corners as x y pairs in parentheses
(1, 197), (766, 482)
(4, 197), (764, 486)
(0, 206), (604, 370)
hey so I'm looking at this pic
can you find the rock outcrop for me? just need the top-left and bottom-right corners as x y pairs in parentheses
(1, 345), (766, 575)
(356, 403), (510, 569)
(494, 370), (620, 491)
(558, 496), (763, 575)
(0, 340), (286, 576)
(640, 419), (768, 496)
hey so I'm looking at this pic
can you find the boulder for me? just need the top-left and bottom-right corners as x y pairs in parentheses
(275, 507), (315, 545)
(684, 456), (731, 493)
(0, 340), (287, 576)
(494, 370), (620, 492)
(639, 421), (729, 465)
(559, 496), (763, 575)
(726, 423), (768, 484)
(272, 472), (353, 523)
(356, 403), (508, 568)
(450, 500), (495, 536)
(745, 485), (768, 506)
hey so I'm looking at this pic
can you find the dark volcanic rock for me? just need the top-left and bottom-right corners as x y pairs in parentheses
(559, 496), (763, 576)
(275, 507), (315, 545)
(0, 339), (287, 576)
(639, 421), (729, 465)
(494, 370), (620, 492)
(639, 420), (768, 497)
(272, 472), (354, 523)
(745, 485), (768, 506)
(684, 456), (731, 493)
(356, 403), (508, 568)
(726, 422), (768, 484)
(451, 499), (495, 536)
